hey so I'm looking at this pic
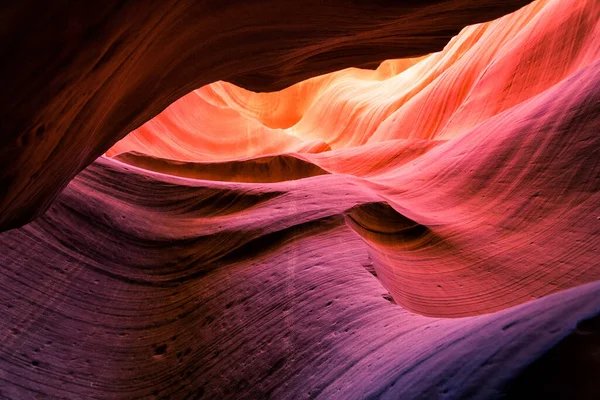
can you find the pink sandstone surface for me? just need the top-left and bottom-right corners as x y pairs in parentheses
(0, 0), (599, 398)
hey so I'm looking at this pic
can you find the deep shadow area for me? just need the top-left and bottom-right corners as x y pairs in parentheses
(502, 314), (600, 399)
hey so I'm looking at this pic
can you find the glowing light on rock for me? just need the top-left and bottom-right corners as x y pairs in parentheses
(0, 0), (598, 398)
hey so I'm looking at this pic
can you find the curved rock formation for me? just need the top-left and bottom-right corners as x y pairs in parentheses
(110, 0), (599, 159)
(0, 0), (599, 398)
(0, 0), (531, 231)
(114, 152), (331, 183)
(1, 153), (599, 398)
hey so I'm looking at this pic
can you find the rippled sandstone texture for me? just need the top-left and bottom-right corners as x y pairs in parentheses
(1, 0), (600, 398)
(0, 0), (532, 231)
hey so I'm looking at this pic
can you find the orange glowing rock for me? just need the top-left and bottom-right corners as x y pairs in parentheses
(108, 0), (600, 179)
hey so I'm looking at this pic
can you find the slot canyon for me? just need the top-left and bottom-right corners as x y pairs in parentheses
(0, 0), (599, 398)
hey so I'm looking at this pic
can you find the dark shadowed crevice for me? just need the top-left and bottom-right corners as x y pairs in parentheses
(501, 314), (600, 399)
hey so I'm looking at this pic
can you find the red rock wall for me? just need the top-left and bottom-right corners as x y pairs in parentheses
(0, 0), (599, 398)
(0, 0), (530, 231)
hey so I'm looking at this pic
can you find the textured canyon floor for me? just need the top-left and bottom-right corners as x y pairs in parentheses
(0, 0), (599, 399)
